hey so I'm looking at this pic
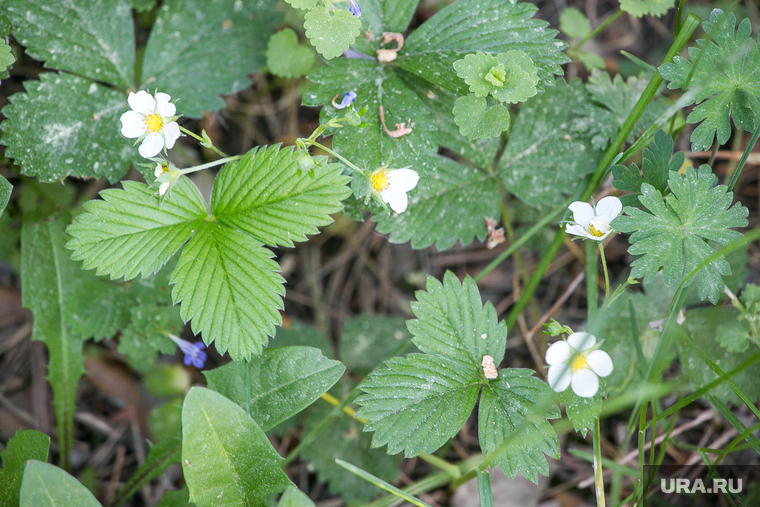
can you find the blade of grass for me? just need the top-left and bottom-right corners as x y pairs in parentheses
(336, 459), (434, 507)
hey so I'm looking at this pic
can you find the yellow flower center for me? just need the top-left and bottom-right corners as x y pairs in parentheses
(157, 164), (169, 176)
(145, 113), (164, 133)
(570, 353), (589, 373)
(371, 170), (390, 191)
(588, 224), (605, 237)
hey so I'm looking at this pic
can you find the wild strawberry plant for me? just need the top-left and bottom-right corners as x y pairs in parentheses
(0, 0), (758, 506)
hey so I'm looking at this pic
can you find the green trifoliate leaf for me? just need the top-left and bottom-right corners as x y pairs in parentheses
(171, 222), (284, 361)
(497, 79), (600, 208)
(559, 7), (591, 39)
(283, 0), (317, 8)
(182, 387), (291, 507)
(204, 346), (345, 430)
(0, 430), (50, 507)
(19, 461), (101, 507)
(453, 96), (510, 140)
(612, 129), (684, 207)
(408, 272), (507, 364)
(612, 165), (749, 304)
(619, 0), (675, 18)
(557, 380), (606, 437)
(0, 175), (11, 217)
(304, 7), (361, 60)
(141, 0), (281, 118)
(453, 51), (538, 104)
(1, 73), (138, 182)
(266, 28), (315, 79)
(66, 176), (207, 281)
(0, 38), (15, 77)
(659, 9), (760, 151)
(278, 486), (316, 507)
(0, 0), (135, 87)
(211, 145), (351, 248)
(478, 370), (561, 483)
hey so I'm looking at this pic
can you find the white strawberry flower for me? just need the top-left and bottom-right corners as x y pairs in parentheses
(565, 196), (622, 241)
(120, 90), (181, 158)
(154, 162), (181, 196)
(370, 167), (419, 213)
(545, 332), (613, 398)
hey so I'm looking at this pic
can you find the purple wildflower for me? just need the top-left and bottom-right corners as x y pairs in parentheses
(348, 0), (361, 17)
(332, 90), (357, 109)
(168, 334), (207, 368)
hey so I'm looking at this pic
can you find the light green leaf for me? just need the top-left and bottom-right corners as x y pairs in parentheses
(0, 174), (11, 217)
(373, 155), (499, 250)
(559, 7), (591, 39)
(453, 53), (505, 98)
(204, 346), (345, 430)
(141, 0), (281, 118)
(21, 219), (88, 473)
(182, 387), (291, 507)
(557, 380), (606, 437)
(497, 79), (600, 208)
(211, 145), (351, 248)
(0, 38), (15, 76)
(339, 314), (413, 376)
(0, 430), (50, 507)
(612, 166), (749, 303)
(171, 222), (285, 361)
(19, 461), (101, 507)
(304, 7), (361, 60)
(453, 96), (510, 140)
(0, 73), (138, 182)
(283, 0), (317, 9)
(408, 272), (507, 365)
(453, 51), (538, 104)
(478, 370), (560, 483)
(66, 177), (207, 280)
(301, 381), (401, 502)
(157, 488), (193, 507)
(266, 29), (315, 79)
(659, 10), (760, 151)
(619, 0), (675, 18)
(355, 354), (480, 456)
(0, 0), (135, 87)
(398, 0), (568, 94)
(278, 486), (316, 507)
(575, 50), (605, 71)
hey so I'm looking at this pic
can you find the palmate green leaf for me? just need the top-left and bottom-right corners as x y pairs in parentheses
(303, 7), (361, 60)
(141, 0), (281, 118)
(266, 29), (315, 79)
(21, 219), (88, 472)
(659, 9), (760, 151)
(67, 176), (207, 280)
(479, 370), (560, 483)
(301, 380), (401, 502)
(0, 430), (50, 507)
(171, 222), (284, 360)
(453, 51), (538, 104)
(453, 96), (511, 140)
(182, 388), (291, 507)
(612, 129), (684, 207)
(397, 0), (568, 94)
(0, 0), (135, 87)
(0, 73), (139, 182)
(355, 353), (481, 456)
(204, 346), (345, 430)
(0, 175), (11, 217)
(619, 0), (675, 18)
(211, 145), (351, 248)
(19, 461), (100, 507)
(612, 166), (748, 303)
(497, 79), (600, 208)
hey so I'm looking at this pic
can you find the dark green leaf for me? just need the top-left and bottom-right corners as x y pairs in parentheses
(557, 380), (606, 437)
(339, 314), (414, 376)
(0, 175), (11, 217)
(0, 430), (50, 507)
(118, 305), (182, 370)
(358, 0), (419, 34)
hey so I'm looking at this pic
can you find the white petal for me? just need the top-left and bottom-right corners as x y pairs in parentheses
(163, 122), (180, 149)
(565, 224), (590, 238)
(596, 196), (622, 220)
(380, 187), (409, 213)
(128, 90), (155, 115)
(567, 332), (596, 352)
(388, 169), (419, 192)
(138, 133), (164, 158)
(155, 92), (175, 116)
(587, 350), (613, 377)
(568, 201), (594, 227)
(571, 369), (599, 398)
(159, 181), (170, 196)
(120, 111), (146, 138)
(154, 164), (164, 177)
(547, 364), (571, 392)
(589, 215), (612, 234)
(545, 341), (570, 365)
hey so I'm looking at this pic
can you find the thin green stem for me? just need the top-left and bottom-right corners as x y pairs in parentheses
(177, 155), (242, 176)
(593, 418), (606, 507)
(599, 243), (610, 301)
(179, 126), (228, 158)
(727, 120), (760, 192)
(476, 470), (494, 507)
(572, 10), (624, 50)
(303, 139), (365, 175)
(587, 240), (599, 323)
(244, 360), (251, 417)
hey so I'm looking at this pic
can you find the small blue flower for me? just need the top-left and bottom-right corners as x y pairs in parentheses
(348, 0), (361, 17)
(332, 90), (357, 109)
(168, 334), (207, 368)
